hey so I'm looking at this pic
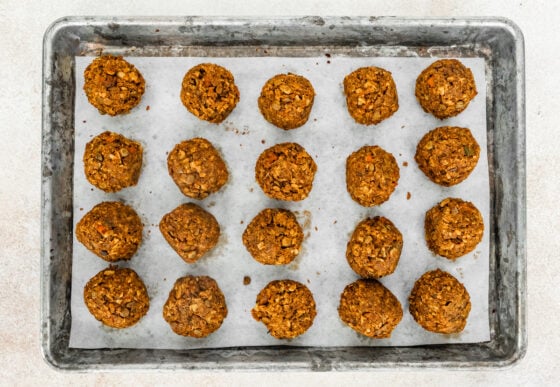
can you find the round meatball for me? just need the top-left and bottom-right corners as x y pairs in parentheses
(83, 266), (149, 328)
(251, 279), (317, 339)
(258, 73), (315, 130)
(255, 142), (317, 201)
(346, 145), (400, 207)
(76, 201), (143, 262)
(83, 55), (145, 116)
(163, 275), (228, 338)
(338, 279), (403, 338)
(415, 59), (477, 119)
(415, 126), (480, 186)
(180, 63), (240, 123)
(83, 131), (143, 192)
(167, 138), (228, 199)
(343, 66), (399, 125)
(242, 208), (303, 265)
(425, 198), (484, 259)
(159, 203), (220, 264)
(346, 216), (403, 278)
(409, 269), (471, 334)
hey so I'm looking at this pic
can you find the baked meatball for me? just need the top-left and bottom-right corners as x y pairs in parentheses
(242, 208), (303, 265)
(159, 203), (220, 264)
(180, 63), (240, 123)
(258, 73), (315, 130)
(83, 266), (149, 328)
(83, 131), (143, 192)
(76, 201), (143, 262)
(338, 279), (403, 338)
(346, 145), (400, 207)
(425, 198), (484, 259)
(83, 55), (145, 116)
(409, 269), (471, 334)
(346, 216), (403, 278)
(255, 142), (317, 201)
(415, 126), (481, 186)
(167, 138), (228, 199)
(251, 279), (317, 339)
(415, 59), (477, 119)
(163, 275), (228, 338)
(343, 66), (399, 125)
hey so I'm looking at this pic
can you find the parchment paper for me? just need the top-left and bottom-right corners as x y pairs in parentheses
(70, 56), (489, 349)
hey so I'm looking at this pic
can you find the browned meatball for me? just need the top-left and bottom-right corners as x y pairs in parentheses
(346, 145), (400, 207)
(76, 201), (143, 262)
(415, 59), (477, 119)
(343, 66), (399, 125)
(415, 126), (480, 186)
(163, 275), (228, 338)
(346, 216), (403, 278)
(252, 279), (317, 339)
(409, 269), (471, 334)
(338, 279), (403, 338)
(159, 203), (220, 264)
(83, 266), (149, 328)
(258, 73), (315, 130)
(83, 131), (143, 192)
(180, 63), (240, 123)
(255, 142), (317, 201)
(242, 208), (303, 265)
(167, 138), (228, 199)
(83, 55), (146, 116)
(425, 198), (484, 259)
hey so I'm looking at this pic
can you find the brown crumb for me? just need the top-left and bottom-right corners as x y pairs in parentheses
(243, 276), (251, 285)
(261, 139), (266, 144)
(146, 105), (150, 111)
(325, 53), (331, 58)
(403, 161), (408, 167)
(407, 192), (411, 200)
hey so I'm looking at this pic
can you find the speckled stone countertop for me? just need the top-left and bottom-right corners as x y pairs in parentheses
(1, 1), (558, 385)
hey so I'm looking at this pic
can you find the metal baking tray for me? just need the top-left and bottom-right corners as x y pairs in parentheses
(41, 16), (526, 370)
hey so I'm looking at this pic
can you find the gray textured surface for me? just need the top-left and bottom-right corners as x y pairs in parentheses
(42, 16), (524, 370)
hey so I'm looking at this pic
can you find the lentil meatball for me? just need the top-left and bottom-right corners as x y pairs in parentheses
(83, 266), (149, 329)
(338, 279), (403, 338)
(251, 279), (317, 339)
(409, 269), (471, 334)
(180, 63), (240, 123)
(163, 275), (228, 338)
(159, 203), (220, 264)
(415, 59), (477, 119)
(83, 55), (145, 116)
(415, 126), (480, 186)
(425, 198), (484, 259)
(76, 201), (143, 262)
(83, 131), (143, 193)
(255, 142), (317, 201)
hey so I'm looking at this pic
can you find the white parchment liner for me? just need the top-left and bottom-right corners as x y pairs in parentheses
(70, 56), (489, 349)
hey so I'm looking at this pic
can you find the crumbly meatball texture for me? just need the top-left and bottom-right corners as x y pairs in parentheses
(180, 63), (240, 123)
(167, 138), (229, 199)
(255, 142), (317, 201)
(346, 145), (400, 207)
(251, 279), (317, 339)
(415, 126), (480, 186)
(415, 59), (477, 119)
(338, 279), (403, 338)
(343, 66), (399, 125)
(159, 203), (220, 264)
(163, 275), (228, 338)
(346, 216), (403, 278)
(76, 201), (143, 262)
(425, 198), (484, 259)
(83, 55), (145, 116)
(242, 208), (304, 265)
(83, 131), (143, 193)
(83, 266), (149, 329)
(258, 73), (315, 130)
(409, 269), (471, 334)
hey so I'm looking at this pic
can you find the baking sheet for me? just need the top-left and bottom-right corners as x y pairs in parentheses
(70, 55), (489, 349)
